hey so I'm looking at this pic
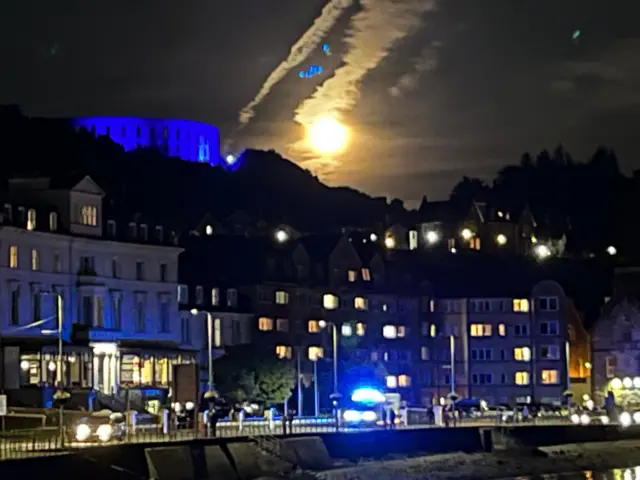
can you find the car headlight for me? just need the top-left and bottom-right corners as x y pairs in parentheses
(361, 411), (377, 422)
(633, 412), (640, 424)
(75, 423), (92, 442)
(601, 415), (610, 425)
(570, 414), (580, 424)
(620, 411), (632, 428)
(343, 410), (361, 422)
(96, 424), (113, 442)
(580, 414), (590, 425)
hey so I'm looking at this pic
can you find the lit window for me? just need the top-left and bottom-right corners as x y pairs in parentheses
(356, 322), (366, 336)
(275, 291), (289, 305)
(323, 294), (338, 310)
(386, 375), (398, 388)
(27, 209), (36, 231)
(514, 347), (531, 362)
(80, 205), (97, 226)
(430, 324), (437, 337)
(397, 325), (406, 338)
(308, 346), (324, 361)
(308, 320), (320, 333)
(211, 288), (219, 306)
(498, 324), (506, 336)
(31, 249), (39, 271)
(276, 345), (292, 359)
(258, 317), (274, 331)
(9, 245), (18, 268)
(398, 374), (411, 387)
(515, 371), (530, 385)
(49, 212), (58, 231)
(347, 270), (357, 282)
(541, 369), (559, 385)
(177, 285), (188, 303)
(361, 268), (371, 281)
(470, 324), (492, 337)
(276, 318), (289, 331)
(421, 347), (430, 360)
(341, 323), (353, 336)
(354, 297), (368, 310)
(513, 299), (530, 312)
(383, 325), (398, 339)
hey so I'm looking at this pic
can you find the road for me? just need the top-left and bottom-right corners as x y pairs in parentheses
(0, 417), (573, 460)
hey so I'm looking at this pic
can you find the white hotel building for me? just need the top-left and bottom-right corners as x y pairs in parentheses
(0, 175), (193, 409)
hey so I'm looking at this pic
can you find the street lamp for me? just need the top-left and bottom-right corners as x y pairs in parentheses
(318, 320), (338, 397)
(190, 309), (215, 399)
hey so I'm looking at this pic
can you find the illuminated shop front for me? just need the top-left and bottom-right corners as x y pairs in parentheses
(19, 347), (93, 388)
(17, 341), (194, 395)
(91, 341), (195, 394)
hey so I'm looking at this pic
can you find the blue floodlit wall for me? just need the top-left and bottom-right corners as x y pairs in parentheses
(73, 116), (223, 166)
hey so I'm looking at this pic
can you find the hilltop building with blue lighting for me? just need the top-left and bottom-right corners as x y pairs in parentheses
(72, 116), (239, 169)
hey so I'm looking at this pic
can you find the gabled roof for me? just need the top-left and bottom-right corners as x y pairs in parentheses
(299, 233), (342, 261)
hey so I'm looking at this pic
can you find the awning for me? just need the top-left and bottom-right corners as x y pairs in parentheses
(119, 340), (197, 356)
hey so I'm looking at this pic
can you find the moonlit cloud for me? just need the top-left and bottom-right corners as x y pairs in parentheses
(290, 0), (438, 157)
(235, 0), (353, 129)
(388, 42), (440, 98)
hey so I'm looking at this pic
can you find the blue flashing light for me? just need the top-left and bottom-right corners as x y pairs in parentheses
(351, 387), (385, 405)
(299, 71), (306, 78)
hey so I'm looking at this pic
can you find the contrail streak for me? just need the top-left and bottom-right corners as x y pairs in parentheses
(389, 42), (441, 98)
(236, 0), (353, 128)
(293, 0), (437, 129)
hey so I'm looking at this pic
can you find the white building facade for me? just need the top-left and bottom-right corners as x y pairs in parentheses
(0, 175), (190, 408)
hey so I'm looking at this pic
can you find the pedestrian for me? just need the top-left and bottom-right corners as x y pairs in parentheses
(388, 408), (396, 429)
(380, 406), (388, 429)
(238, 407), (245, 433)
(288, 409), (295, 433)
(208, 408), (218, 438)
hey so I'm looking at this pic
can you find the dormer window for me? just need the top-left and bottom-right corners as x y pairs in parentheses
(4, 204), (12, 222)
(170, 230), (177, 244)
(155, 225), (164, 242)
(80, 205), (97, 226)
(129, 222), (137, 238)
(49, 212), (58, 232)
(18, 207), (25, 226)
(107, 220), (116, 237)
(140, 224), (148, 241)
(205, 225), (213, 235)
(27, 209), (36, 231)
(361, 268), (371, 281)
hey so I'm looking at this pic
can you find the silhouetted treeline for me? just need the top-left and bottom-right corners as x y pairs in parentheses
(448, 145), (638, 257)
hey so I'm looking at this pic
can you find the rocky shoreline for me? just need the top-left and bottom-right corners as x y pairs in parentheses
(317, 440), (640, 480)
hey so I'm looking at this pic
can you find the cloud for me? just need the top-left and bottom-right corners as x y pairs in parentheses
(550, 39), (640, 106)
(388, 42), (440, 98)
(235, 0), (353, 130)
(292, 0), (438, 131)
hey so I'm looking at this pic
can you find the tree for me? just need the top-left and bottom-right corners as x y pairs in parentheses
(449, 176), (490, 207)
(213, 345), (295, 405)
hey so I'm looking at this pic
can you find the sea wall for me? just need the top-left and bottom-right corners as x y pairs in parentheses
(1, 425), (640, 479)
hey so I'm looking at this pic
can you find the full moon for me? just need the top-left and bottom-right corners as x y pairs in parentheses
(307, 116), (349, 156)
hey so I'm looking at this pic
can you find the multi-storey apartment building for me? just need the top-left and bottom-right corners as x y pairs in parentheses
(0, 175), (189, 409)
(418, 270), (569, 405)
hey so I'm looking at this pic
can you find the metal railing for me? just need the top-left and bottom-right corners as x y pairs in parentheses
(0, 415), (574, 461)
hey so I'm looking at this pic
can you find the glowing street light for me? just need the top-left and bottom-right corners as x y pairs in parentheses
(275, 229), (289, 243)
(384, 236), (396, 249)
(496, 234), (507, 246)
(460, 228), (473, 240)
(534, 244), (551, 260)
(225, 154), (237, 165)
(426, 231), (439, 244)
(607, 246), (617, 256)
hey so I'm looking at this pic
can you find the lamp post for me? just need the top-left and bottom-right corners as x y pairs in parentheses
(191, 309), (215, 397)
(318, 320), (338, 396)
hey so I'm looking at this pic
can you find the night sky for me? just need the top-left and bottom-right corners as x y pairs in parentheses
(2, 0), (639, 204)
